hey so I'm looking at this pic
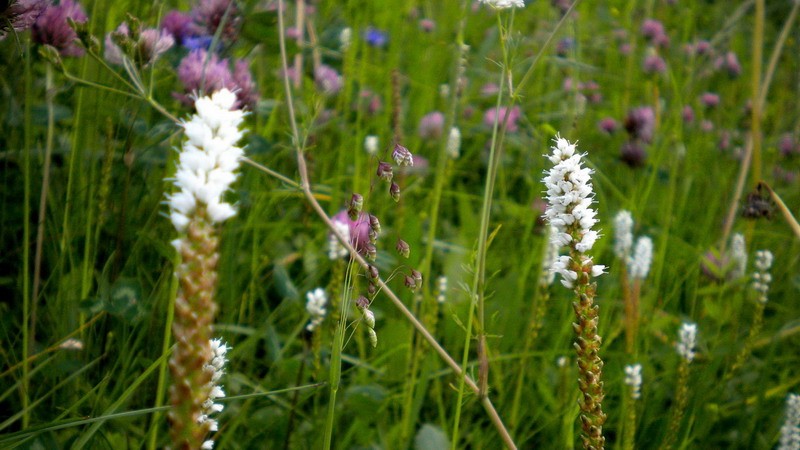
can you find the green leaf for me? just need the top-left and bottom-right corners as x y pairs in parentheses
(414, 423), (450, 450)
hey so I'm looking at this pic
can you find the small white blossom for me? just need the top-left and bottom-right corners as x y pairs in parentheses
(364, 135), (379, 155)
(628, 236), (653, 280)
(624, 364), (643, 400)
(676, 322), (697, 363)
(437, 276), (448, 303)
(447, 127), (461, 159)
(199, 338), (230, 447)
(779, 393), (800, 450)
(613, 210), (634, 260)
(305, 288), (328, 331)
(556, 356), (567, 368)
(479, 0), (525, 8)
(730, 233), (747, 278)
(59, 338), (84, 350)
(339, 27), (352, 51)
(540, 226), (561, 286)
(328, 220), (351, 260)
(752, 249), (773, 304)
(168, 89), (245, 232)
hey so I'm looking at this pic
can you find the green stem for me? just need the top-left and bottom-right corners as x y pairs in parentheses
(21, 36), (33, 431)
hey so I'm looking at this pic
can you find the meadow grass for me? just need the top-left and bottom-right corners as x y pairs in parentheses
(1, 0), (799, 448)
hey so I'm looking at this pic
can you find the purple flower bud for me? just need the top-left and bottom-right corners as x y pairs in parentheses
(682, 105), (695, 124)
(624, 106), (655, 143)
(368, 265), (379, 280)
(714, 51), (741, 77)
(621, 140), (647, 167)
(779, 134), (798, 157)
(418, 111), (444, 140)
(367, 282), (377, 296)
(347, 193), (363, 220)
(619, 43), (632, 55)
(105, 23), (175, 66)
(285, 26), (300, 40)
(480, 83), (499, 98)
(377, 161), (393, 181)
(1, 0), (48, 38)
(396, 239), (410, 258)
(556, 37), (575, 56)
(404, 275), (416, 290)
(315, 64), (343, 95)
(598, 117), (618, 134)
(700, 119), (714, 133)
(365, 243), (377, 261)
(356, 295), (370, 310)
(411, 269), (423, 287)
(389, 181), (401, 202)
(161, 10), (193, 45)
(483, 106), (522, 133)
(190, 0), (240, 42)
(32, 0), (88, 57)
(641, 19), (665, 41)
(368, 214), (381, 235)
(700, 92), (720, 108)
(392, 143), (413, 167)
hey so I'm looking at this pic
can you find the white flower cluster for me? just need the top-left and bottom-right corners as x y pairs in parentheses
(730, 233), (747, 279)
(447, 127), (461, 159)
(479, 0), (525, 8)
(437, 276), (448, 303)
(168, 89), (245, 232)
(199, 338), (229, 449)
(364, 135), (378, 155)
(305, 288), (328, 331)
(339, 27), (352, 51)
(613, 210), (634, 260)
(543, 135), (605, 288)
(779, 393), (800, 450)
(676, 322), (697, 363)
(540, 226), (561, 286)
(628, 236), (653, 280)
(328, 220), (351, 260)
(624, 364), (643, 400)
(752, 249), (773, 304)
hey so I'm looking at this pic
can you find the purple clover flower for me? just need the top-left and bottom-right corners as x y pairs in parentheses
(314, 64), (343, 95)
(32, 0), (88, 56)
(161, 10), (193, 45)
(598, 117), (618, 134)
(700, 92), (720, 108)
(418, 111), (444, 139)
(1, 0), (48, 38)
(190, 0), (240, 42)
(176, 49), (257, 110)
(624, 106), (655, 143)
(483, 106), (522, 133)
(232, 60), (258, 110)
(643, 54), (667, 74)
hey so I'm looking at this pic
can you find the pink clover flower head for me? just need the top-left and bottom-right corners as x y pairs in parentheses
(332, 210), (371, 255)
(418, 111), (444, 139)
(232, 60), (258, 110)
(700, 92), (720, 108)
(32, 0), (88, 56)
(177, 49), (234, 103)
(191, 0), (240, 42)
(624, 106), (655, 143)
(598, 117), (617, 134)
(314, 64), (343, 95)
(0, 0), (48, 38)
(483, 106), (521, 133)
(643, 54), (667, 74)
(714, 51), (741, 77)
(105, 23), (174, 66)
(681, 105), (694, 124)
(162, 10), (193, 45)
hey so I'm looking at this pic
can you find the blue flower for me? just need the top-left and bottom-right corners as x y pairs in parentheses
(364, 27), (388, 48)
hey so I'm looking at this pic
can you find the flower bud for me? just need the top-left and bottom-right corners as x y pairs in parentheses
(390, 181), (401, 202)
(396, 239), (410, 258)
(369, 214), (381, 235)
(363, 309), (376, 328)
(369, 227), (378, 244)
(368, 265), (379, 279)
(368, 282), (377, 297)
(404, 275), (417, 290)
(368, 328), (378, 347)
(348, 193), (363, 220)
(365, 244), (377, 261)
(356, 295), (370, 310)
(392, 143), (414, 166)
(377, 161), (393, 181)
(411, 269), (423, 287)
